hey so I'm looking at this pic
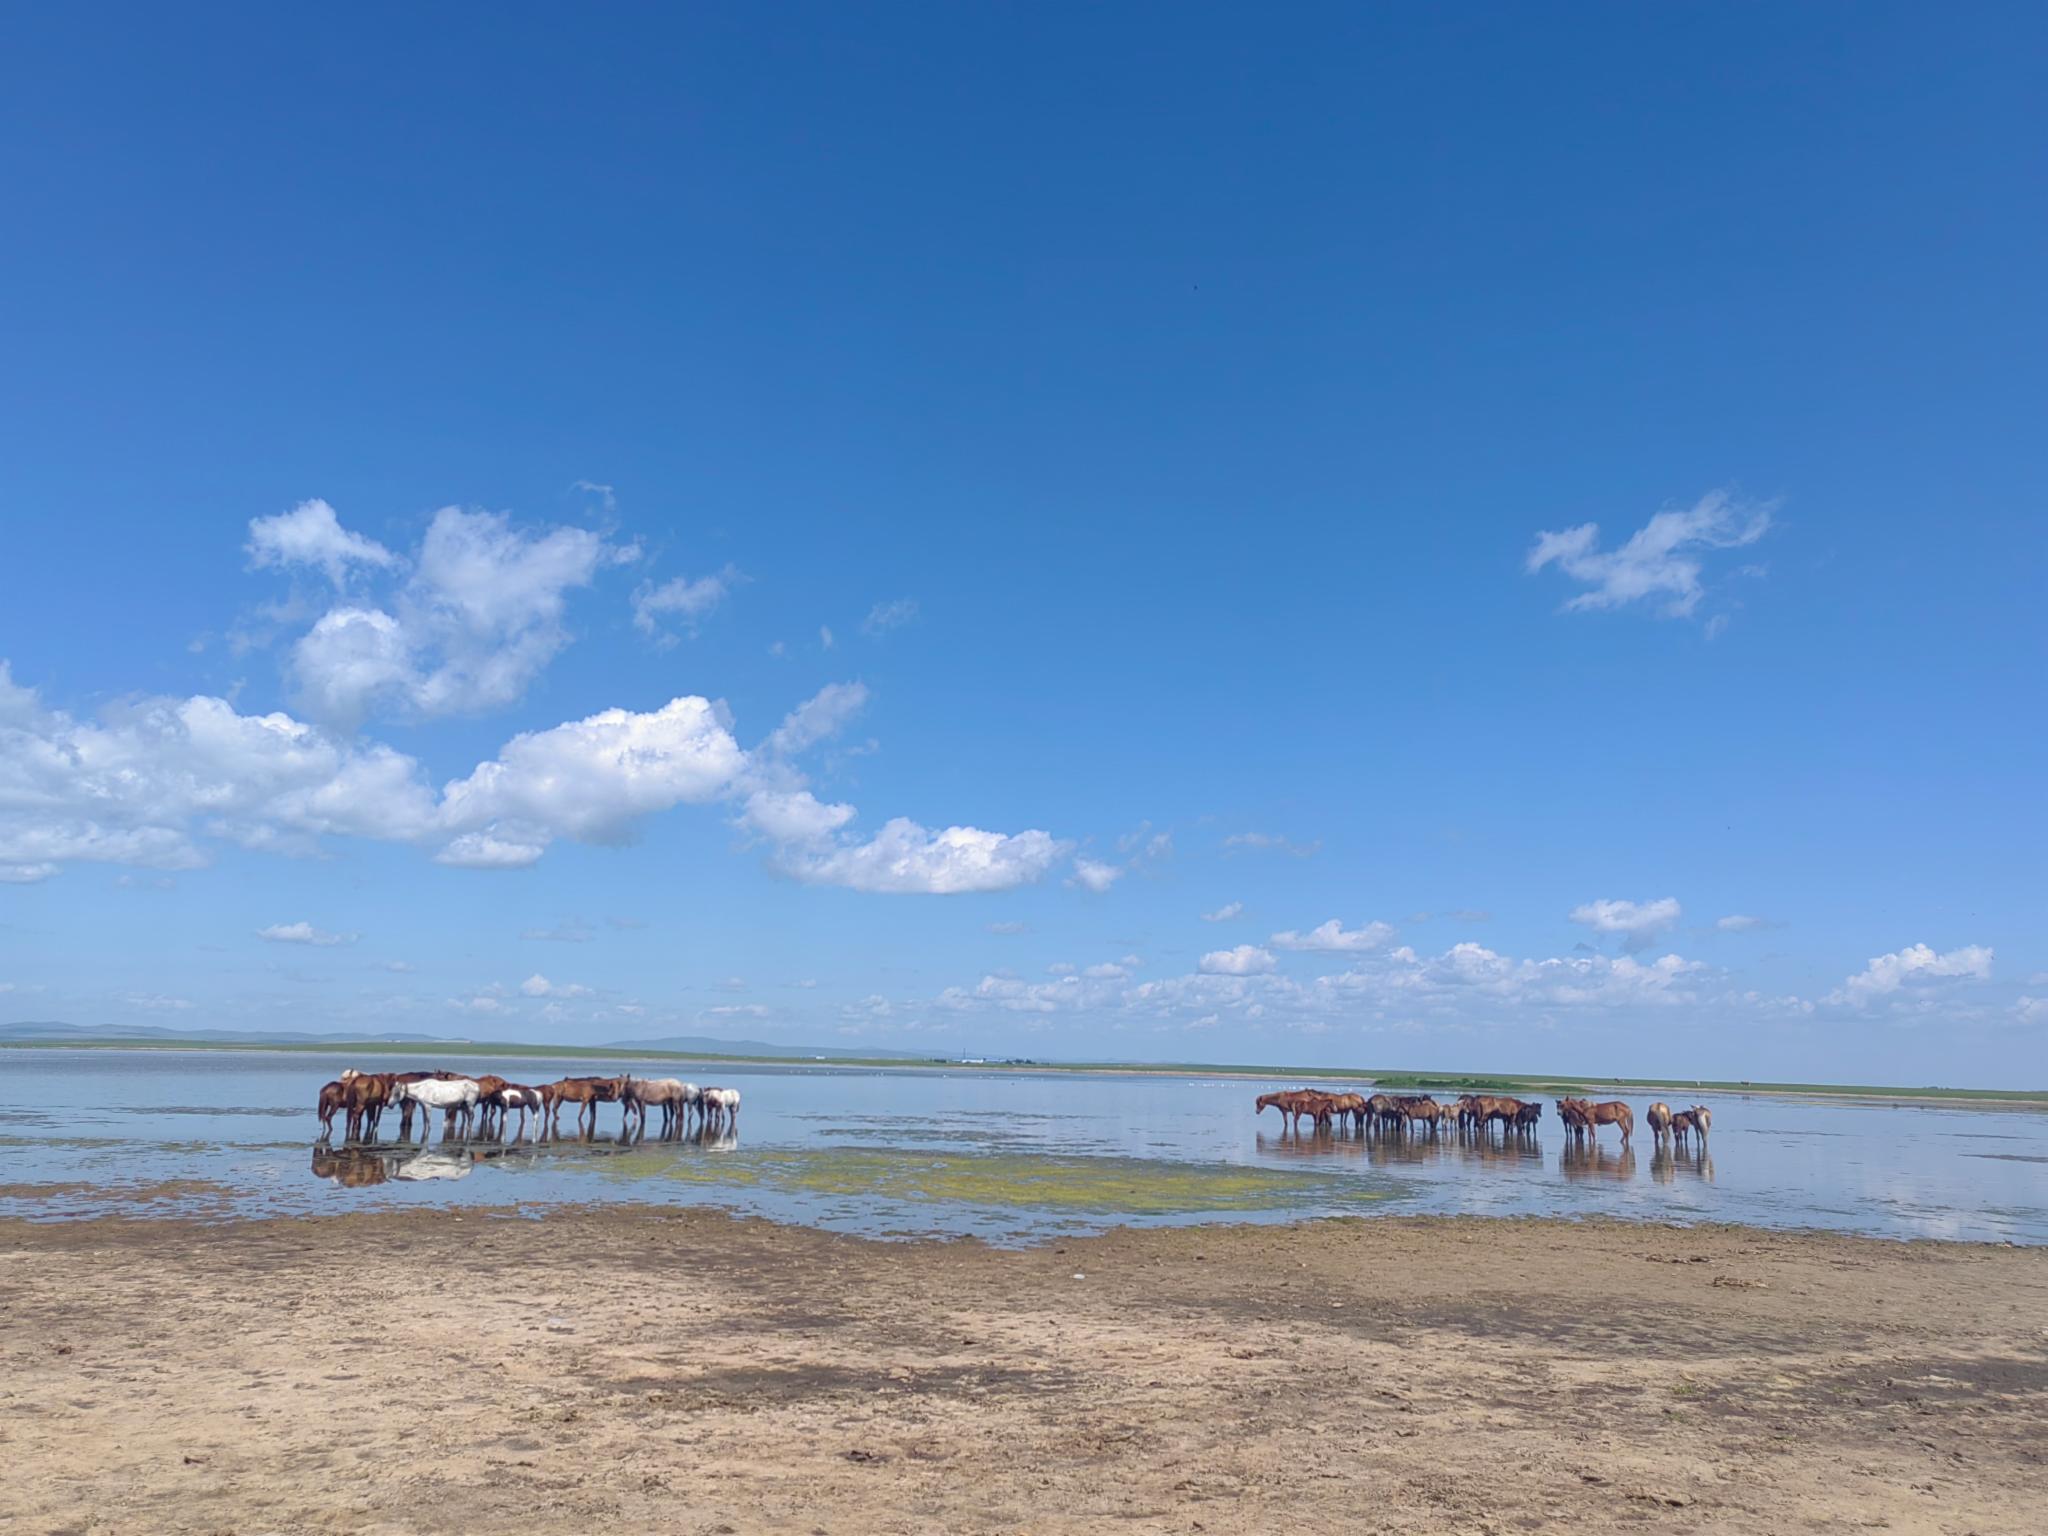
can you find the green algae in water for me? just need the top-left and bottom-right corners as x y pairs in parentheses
(596, 1145), (1386, 1216)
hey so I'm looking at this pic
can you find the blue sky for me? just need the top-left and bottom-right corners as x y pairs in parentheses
(2, 4), (2043, 1084)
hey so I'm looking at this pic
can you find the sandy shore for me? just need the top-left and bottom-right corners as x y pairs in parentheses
(2, 1210), (2044, 1534)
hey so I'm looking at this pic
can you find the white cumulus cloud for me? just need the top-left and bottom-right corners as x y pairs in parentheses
(438, 695), (748, 858)
(1827, 943), (1993, 1008)
(246, 499), (400, 585)
(281, 504), (624, 727)
(1270, 918), (1395, 953)
(1570, 897), (1683, 952)
(520, 973), (591, 999)
(1200, 944), (1276, 976)
(1070, 857), (1123, 894)
(775, 819), (1069, 895)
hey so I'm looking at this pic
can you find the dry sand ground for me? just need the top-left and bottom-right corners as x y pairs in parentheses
(2, 1208), (2044, 1534)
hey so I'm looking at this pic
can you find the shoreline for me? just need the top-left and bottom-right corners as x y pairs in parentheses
(6, 1037), (2044, 1111)
(5, 1206), (2043, 1532)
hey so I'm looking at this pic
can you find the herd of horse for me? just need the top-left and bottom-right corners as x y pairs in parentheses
(314, 1068), (741, 1144)
(1255, 1088), (1712, 1147)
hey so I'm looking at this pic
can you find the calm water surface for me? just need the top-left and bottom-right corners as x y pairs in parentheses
(1, 1050), (2042, 1244)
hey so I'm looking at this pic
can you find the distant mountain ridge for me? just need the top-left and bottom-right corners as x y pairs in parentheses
(0, 1020), (923, 1059)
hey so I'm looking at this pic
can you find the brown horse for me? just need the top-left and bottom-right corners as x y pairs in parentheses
(1646, 1101), (1674, 1140)
(1326, 1092), (1369, 1131)
(1255, 1090), (1334, 1134)
(1366, 1093), (1403, 1131)
(1478, 1096), (1530, 1133)
(340, 1073), (395, 1142)
(544, 1075), (626, 1136)
(315, 1080), (346, 1141)
(1671, 1105), (1711, 1146)
(1554, 1098), (1592, 1140)
(1576, 1098), (1635, 1144)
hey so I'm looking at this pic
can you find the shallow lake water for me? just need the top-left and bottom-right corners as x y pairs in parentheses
(1, 1049), (2043, 1244)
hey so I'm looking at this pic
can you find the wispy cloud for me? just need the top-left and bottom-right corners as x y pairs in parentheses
(862, 598), (919, 637)
(1201, 901), (1243, 923)
(257, 921), (358, 947)
(521, 919), (596, 943)
(1222, 831), (1320, 858)
(632, 565), (739, 644)
(1527, 490), (1774, 620)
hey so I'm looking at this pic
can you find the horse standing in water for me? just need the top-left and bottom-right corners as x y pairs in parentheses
(394, 1077), (482, 1141)
(340, 1073), (395, 1142)
(1646, 1101), (1674, 1140)
(1567, 1098), (1635, 1145)
(623, 1078), (697, 1138)
(699, 1086), (741, 1132)
(1254, 1090), (1333, 1134)
(486, 1084), (544, 1139)
(315, 1080), (346, 1141)
(1671, 1105), (1712, 1147)
(543, 1075), (626, 1137)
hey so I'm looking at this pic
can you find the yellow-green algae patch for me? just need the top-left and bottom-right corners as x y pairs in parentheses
(592, 1145), (1385, 1215)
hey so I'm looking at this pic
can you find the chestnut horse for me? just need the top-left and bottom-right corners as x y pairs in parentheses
(315, 1080), (346, 1141)
(1255, 1090), (1333, 1134)
(340, 1073), (395, 1142)
(1326, 1092), (1369, 1131)
(1563, 1097), (1634, 1144)
(1554, 1098), (1591, 1141)
(1646, 1101), (1674, 1140)
(1671, 1105), (1711, 1146)
(544, 1075), (626, 1136)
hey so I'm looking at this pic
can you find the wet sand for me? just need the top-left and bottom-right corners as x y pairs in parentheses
(2, 1209), (2043, 1534)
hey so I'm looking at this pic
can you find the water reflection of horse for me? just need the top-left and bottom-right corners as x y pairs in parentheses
(310, 1147), (392, 1187)
(1651, 1143), (1715, 1185)
(394, 1147), (476, 1181)
(1559, 1140), (1636, 1181)
(1257, 1122), (1544, 1170)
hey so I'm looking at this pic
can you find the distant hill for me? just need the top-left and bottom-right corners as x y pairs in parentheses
(601, 1033), (925, 1061)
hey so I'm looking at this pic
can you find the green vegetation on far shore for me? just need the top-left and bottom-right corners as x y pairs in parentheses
(2, 1035), (2043, 1107)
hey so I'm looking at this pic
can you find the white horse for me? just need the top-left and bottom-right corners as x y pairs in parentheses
(700, 1086), (740, 1131)
(396, 1077), (481, 1141)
